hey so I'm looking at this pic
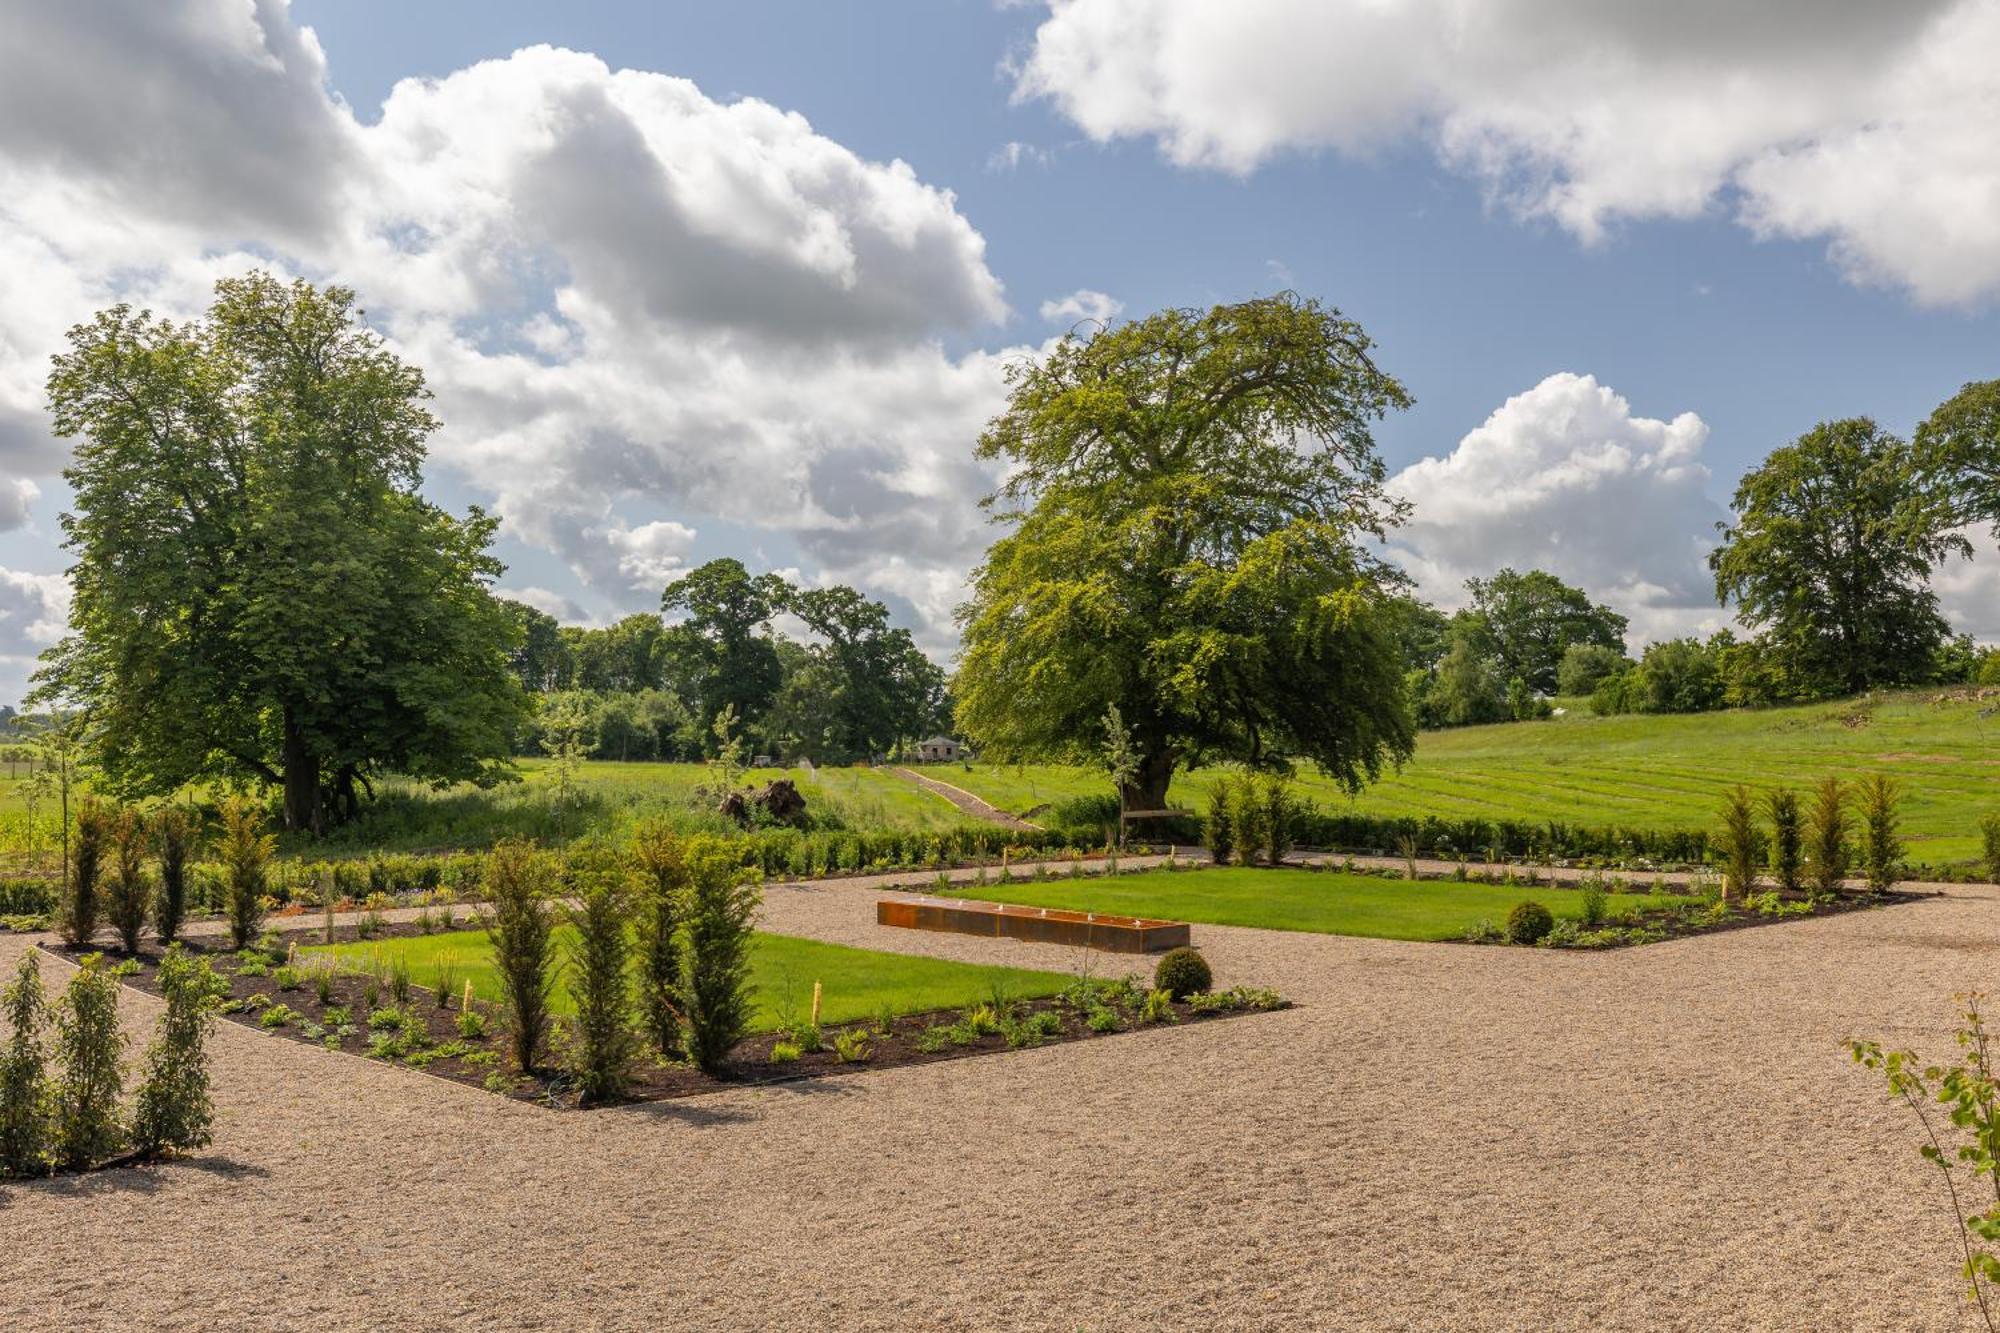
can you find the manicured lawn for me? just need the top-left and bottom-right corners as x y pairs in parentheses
(947, 689), (2000, 862)
(303, 928), (1072, 1030)
(940, 866), (1695, 942)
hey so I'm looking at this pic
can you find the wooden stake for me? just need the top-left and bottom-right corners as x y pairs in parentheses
(811, 980), (822, 1028)
(462, 979), (473, 1012)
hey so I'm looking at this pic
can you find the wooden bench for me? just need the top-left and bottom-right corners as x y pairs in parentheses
(877, 894), (1191, 954)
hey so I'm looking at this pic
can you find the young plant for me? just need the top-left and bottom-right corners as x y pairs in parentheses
(1861, 773), (1903, 893)
(1765, 787), (1803, 895)
(1578, 876), (1609, 929)
(1806, 776), (1851, 897)
(152, 805), (199, 946)
(1230, 778), (1268, 868)
(61, 798), (113, 949)
(680, 839), (761, 1076)
(631, 818), (687, 1059)
(53, 956), (126, 1170)
(1262, 775), (1294, 864)
(482, 839), (556, 1073)
(1984, 812), (2000, 886)
(1717, 785), (1760, 902)
(0, 951), (53, 1178)
(105, 806), (151, 954)
(217, 797), (275, 950)
(131, 946), (223, 1158)
(430, 958), (460, 1009)
(563, 847), (640, 1106)
(831, 1028), (871, 1063)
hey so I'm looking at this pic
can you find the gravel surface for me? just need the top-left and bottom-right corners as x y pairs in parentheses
(2, 877), (1994, 1331)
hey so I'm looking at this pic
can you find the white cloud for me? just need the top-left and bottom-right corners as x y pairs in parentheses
(498, 585), (592, 625)
(1014, 0), (2000, 304)
(0, 479), (38, 532)
(987, 141), (1052, 172)
(1038, 288), (1123, 326)
(0, 567), (70, 706)
(1387, 373), (1727, 645)
(0, 3), (1024, 646)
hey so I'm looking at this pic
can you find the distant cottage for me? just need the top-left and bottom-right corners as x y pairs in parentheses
(911, 735), (966, 763)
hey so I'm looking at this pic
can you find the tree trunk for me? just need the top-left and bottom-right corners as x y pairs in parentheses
(1118, 747), (1175, 815)
(282, 710), (321, 834)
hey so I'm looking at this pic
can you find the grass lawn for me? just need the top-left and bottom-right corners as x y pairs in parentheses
(303, 928), (1073, 1030)
(945, 690), (2000, 863)
(939, 865), (1695, 942)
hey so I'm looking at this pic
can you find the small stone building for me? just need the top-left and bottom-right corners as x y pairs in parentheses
(911, 735), (965, 763)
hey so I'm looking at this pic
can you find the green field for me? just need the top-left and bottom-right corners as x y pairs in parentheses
(943, 691), (2000, 863)
(304, 928), (1073, 1030)
(939, 865), (1693, 941)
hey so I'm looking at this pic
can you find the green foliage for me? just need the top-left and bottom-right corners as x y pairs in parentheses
(36, 272), (527, 832)
(769, 1040), (801, 1063)
(773, 583), (949, 764)
(1718, 785), (1761, 901)
(1461, 568), (1628, 696)
(483, 839), (556, 1072)
(831, 1028), (872, 1063)
(456, 1008), (489, 1040)
(105, 806), (150, 954)
(661, 558), (792, 748)
(1983, 813), (2000, 885)
(1505, 900), (1555, 945)
(152, 805), (198, 945)
(680, 839), (761, 1075)
(53, 956), (125, 1170)
(1767, 788), (1804, 894)
(217, 797), (274, 950)
(1153, 947), (1212, 1000)
(631, 820), (686, 1058)
(1861, 773), (1903, 893)
(563, 848), (639, 1105)
(1807, 776), (1851, 896)
(1262, 775), (1295, 863)
(0, 951), (54, 1178)
(62, 797), (111, 948)
(1578, 877), (1609, 929)
(1202, 784), (1235, 866)
(1229, 777), (1269, 868)
(1139, 988), (1178, 1024)
(954, 294), (1415, 813)
(1711, 418), (1961, 698)
(1557, 643), (1631, 697)
(1417, 634), (1508, 729)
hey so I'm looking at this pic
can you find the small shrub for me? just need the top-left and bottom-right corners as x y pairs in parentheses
(1086, 1007), (1120, 1033)
(1577, 877), (1608, 929)
(789, 1023), (825, 1055)
(217, 797), (275, 950)
(455, 1007), (490, 1040)
(1203, 784), (1234, 866)
(1153, 947), (1212, 1000)
(1983, 812), (2000, 886)
(1766, 787), (1803, 894)
(483, 839), (556, 1073)
(1230, 778), (1269, 867)
(914, 1026), (952, 1054)
(62, 799), (113, 949)
(1505, 900), (1555, 945)
(271, 966), (303, 992)
(680, 838), (761, 1076)
(0, 951), (54, 1178)
(1138, 988), (1178, 1024)
(105, 807), (151, 955)
(769, 1040), (801, 1063)
(1717, 785), (1760, 902)
(1860, 773), (1903, 894)
(259, 1003), (300, 1030)
(831, 1028), (871, 1063)
(962, 1003), (1002, 1037)
(564, 847), (640, 1106)
(1806, 776), (1850, 896)
(53, 956), (126, 1170)
(385, 954), (412, 1006)
(430, 959), (460, 1009)
(632, 819), (687, 1059)
(152, 806), (198, 946)
(1262, 775), (1294, 864)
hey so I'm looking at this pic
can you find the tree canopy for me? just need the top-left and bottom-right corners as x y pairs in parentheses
(954, 293), (1417, 809)
(36, 273), (526, 830)
(1459, 568), (1628, 695)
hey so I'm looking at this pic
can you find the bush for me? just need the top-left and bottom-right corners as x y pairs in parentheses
(1577, 877), (1608, 928)
(62, 799), (113, 948)
(1154, 947), (1212, 1000)
(1230, 778), (1269, 868)
(681, 837), (761, 1075)
(153, 805), (199, 946)
(1203, 785), (1234, 866)
(1984, 812), (2000, 886)
(1718, 785), (1760, 901)
(0, 951), (53, 1179)
(631, 819), (686, 1058)
(1505, 900), (1555, 945)
(217, 797), (275, 950)
(105, 806), (151, 954)
(1262, 775), (1294, 864)
(1861, 773), (1902, 893)
(54, 956), (125, 1170)
(1766, 787), (1803, 894)
(563, 847), (640, 1106)
(1807, 776), (1850, 895)
(1556, 643), (1629, 697)
(483, 839), (556, 1073)
(131, 945), (223, 1157)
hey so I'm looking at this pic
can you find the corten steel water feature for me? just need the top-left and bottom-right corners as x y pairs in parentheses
(876, 894), (1191, 953)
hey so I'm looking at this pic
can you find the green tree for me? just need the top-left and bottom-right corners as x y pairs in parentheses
(679, 838), (760, 1075)
(130, 945), (224, 1157)
(1913, 378), (2000, 530)
(789, 585), (948, 763)
(499, 600), (572, 693)
(1556, 643), (1630, 697)
(563, 848), (639, 1106)
(1418, 635), (1506, 729)
(1710, 419), (1963, 698)
(660, 558), (792, 745)
(0, 951), (54, 1179)
(36, 273), (527, 831)
(1461, 569), (1628, 695)
(955, 295), (1416, 810)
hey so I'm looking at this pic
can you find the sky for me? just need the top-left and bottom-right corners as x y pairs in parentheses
(0, 0), (1997, 708)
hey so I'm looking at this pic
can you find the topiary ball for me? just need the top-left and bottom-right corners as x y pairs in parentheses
(1154, 946), (1212, 999)
(1506, 900), (1555, 945)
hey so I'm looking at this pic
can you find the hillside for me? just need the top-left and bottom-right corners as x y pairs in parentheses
(941, 690), (2000, 865)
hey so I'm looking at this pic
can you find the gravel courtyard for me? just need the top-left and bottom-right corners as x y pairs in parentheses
(1, 879), (1993, 1332)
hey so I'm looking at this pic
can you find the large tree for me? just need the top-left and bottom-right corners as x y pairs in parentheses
(659, 558), (791, 743)
(1459, 568), (1627, 695)
(1709, 418), (1963, 697)
(1914, 378), (2000, 528)
(954, 294), (1416, 811)
(787, 585), (948, 762)
(37, 274), (526, 830)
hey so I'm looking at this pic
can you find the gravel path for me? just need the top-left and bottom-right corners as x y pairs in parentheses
(3, 877), (1995, 1331)
(893, 767), (1043, 831)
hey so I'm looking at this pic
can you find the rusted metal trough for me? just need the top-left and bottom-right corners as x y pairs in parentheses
(877, 894), (1191, 954)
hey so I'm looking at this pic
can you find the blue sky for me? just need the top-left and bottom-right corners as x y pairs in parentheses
(0, 0), (1997, 705)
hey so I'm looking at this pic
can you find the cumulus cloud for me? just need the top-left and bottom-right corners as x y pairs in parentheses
(0, 1), (1024, 648)
(1014, 0), (2000, 304)
(1387, 373), (1728, 644)
(1038, 288), (1123, 326)
(0, 567), (70, 705)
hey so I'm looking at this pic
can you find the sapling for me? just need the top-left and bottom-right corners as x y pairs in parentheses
(1861, 773), (1903, 894)
(105, 805), (151, 954)
(564, 848), (639, 1106)
(1718, 785), (1760, 903)
(680, 838), (761, 1075)
(217, 797), (275, 950)
(131, 945), (224, 1157)
(54, 956), (125, 1170)
(1806, 776), (1851, 896)
(153, 805), (198, 946)
(0, 951), (53, 1178)
(1765, 787), (1803, 895)
(61, 798), (112, 949)
(483, 839), (555, 1072)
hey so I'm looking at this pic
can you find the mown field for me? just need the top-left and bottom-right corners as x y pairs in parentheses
(942, 690), (2000, 864)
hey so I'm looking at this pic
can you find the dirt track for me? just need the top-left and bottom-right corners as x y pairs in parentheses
(1, 875), (1993, 1331)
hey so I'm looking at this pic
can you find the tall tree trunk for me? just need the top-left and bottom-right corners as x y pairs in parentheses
(282, 710), (321, 833)
(1118, 747), (1175, 814)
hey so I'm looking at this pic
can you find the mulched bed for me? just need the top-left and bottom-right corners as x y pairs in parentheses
(51, 925), (1287, 1111)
